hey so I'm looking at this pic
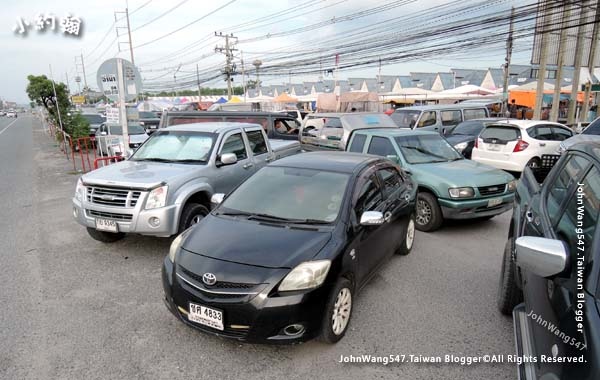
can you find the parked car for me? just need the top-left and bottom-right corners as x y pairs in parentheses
(558, 116), (600, 154)
(389, 104), (490, 133)
(472, 120), (574, 172)
(497, 141), (600, 379)
(444, 118), (503, 159)
(0, 111), (5, 116)
(80, 113), (106, 136)
(162, 151), (417, 343)
(138, 111), (161, 134)
(95, 122), (150, 157)
(6, 110), (17, 118)
(300, 112), (398, 151)
(73, 123), (301, 242)
(347, 129), (515, 231)
(159, 111), (301, 141)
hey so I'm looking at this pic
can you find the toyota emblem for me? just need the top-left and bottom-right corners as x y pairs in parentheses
(202, 273), (217, 286)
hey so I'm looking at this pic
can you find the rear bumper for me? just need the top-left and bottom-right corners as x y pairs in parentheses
(472, 154), (527, 172)
(438, 193), (514, 219)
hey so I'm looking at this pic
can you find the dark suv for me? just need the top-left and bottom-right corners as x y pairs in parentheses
(497, 141), (600, 379)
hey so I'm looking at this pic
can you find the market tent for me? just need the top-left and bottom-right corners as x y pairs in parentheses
(509, 90), (585, 108)
(215, 97), (227, 104)
(273, 93), (298, 103)
(510, 81), (554, 91)
(137, 100), (171, 112)
(247, 94), (274, 103)
(227, 96), (243, 103)
(339, 92), (379, 102)
(441, 84), (495, 95)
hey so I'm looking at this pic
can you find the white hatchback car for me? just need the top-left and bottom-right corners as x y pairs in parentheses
(471, 119), (574, 172)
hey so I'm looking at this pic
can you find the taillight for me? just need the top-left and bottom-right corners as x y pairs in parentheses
(513, 139), (529, 152)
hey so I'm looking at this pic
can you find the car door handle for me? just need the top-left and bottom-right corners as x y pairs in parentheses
(243, 163), (254, 169)
(526, 210), (534, 223)
(539, 142), (546, 147)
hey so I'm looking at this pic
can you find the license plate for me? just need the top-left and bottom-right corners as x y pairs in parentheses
(487, 144), (502, 151)
(488, 198), (502, 207)
(95, 218), (118, 232)
(188, 303), (224, 331)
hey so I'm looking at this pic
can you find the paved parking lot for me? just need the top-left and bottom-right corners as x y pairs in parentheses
(1, 116), (516, 379)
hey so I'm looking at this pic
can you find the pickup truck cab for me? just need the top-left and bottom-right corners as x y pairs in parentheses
(498, 141), (600, 379)
(347, 128), (515, 231)
(73, 123), (301, 242)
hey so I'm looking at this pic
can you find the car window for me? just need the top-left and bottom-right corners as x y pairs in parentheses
(440, 110), (462, 126)
(418, 111), (437, 128)
(451, 120), (484, 136)
(463, 108), (487, 120)
(480, 126), (520, 141)
(354, 175), (383, 217)
(391, 110), (420, 128)
(583, 118), (600, 135)
(555, 165), (600, 261)
(547, 155), (591, 226)
(348, 134), (367, 153)
(532, 125), (555, 141)
(377, 168), (403, 196)
(220, 133), (248, 160)
(224, 117), (269, 131)
(552, 126), (573, 141)
(245, 130), (268, 156)
(367, 136), (396, 156)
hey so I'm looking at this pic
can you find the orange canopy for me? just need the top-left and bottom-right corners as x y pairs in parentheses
(273, 92), (298, 103)
(509, 90), (585, 108)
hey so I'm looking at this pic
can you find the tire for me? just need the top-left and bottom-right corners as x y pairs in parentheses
(86, 227), (125, 243)
(178, 203), (209, 233)
(320, 278), (353, 344)
(497, 238), (523, 315)
(415, 192), (443, 232)
(525, 157), (541, 169)
(396, 214), (416, 255)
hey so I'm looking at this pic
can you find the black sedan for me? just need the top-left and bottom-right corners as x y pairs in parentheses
(162, 151), (417, 343)
(445, 118), (503, 158)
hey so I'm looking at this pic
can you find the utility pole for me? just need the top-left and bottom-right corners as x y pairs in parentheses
(581, 0), (600, 123)
(501, 7), (515, 116)
(215, 32), (238, 100)
(65, 72), (71, 95)
(196, 64), (202, 102)
(550, 3), (571, 122)
(534, 0), (550, 120)
(174, 64), (181, 98)
(74, 55), (88, 94)
(253, 59), (262, 95)
(567, 1), (590, 125)
(115, 6), (135, 65)
(49, 64), (68, 159)
(241, 51), (246, 102)
(378, 58), (382, 94)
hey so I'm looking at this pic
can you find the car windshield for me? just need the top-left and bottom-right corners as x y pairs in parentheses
(131, 131), (215, 163)
(220, 166), (350, 223)
(139, 111), (158, 118)
(395, 134), (462, 164)
(110, 124), (147, 135)
(450, 121), (485, 136)
(390, 110), (421, 128)
(583, 118), (600, 135)
(82, 114), (105, 124)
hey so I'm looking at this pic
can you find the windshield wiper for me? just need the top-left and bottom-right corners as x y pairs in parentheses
(171, 159), (208, 163)
(133, 157), (173, 162)
(400, 145), (448, 160)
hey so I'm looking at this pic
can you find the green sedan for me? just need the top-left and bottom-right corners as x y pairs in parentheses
(347, 129), (516, 231)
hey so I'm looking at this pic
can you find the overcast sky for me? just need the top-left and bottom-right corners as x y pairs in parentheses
(2, 0), (534, 103)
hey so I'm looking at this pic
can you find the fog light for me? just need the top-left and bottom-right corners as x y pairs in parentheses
(73, 207), (78, 218)
(283, 324), (305, 336)
(148, 217), (160, 228)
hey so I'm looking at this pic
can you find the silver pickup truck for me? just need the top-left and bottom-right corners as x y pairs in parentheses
(72, 122), (301, 242)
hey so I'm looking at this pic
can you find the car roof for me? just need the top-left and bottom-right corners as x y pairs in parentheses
(306, 112), (386, 117)
(163, 122), (261, 133)
(164, 111), (297, 118)
(394, 104), (489, 111)
(272, 151), (383, 174)
(352, 128), (438, 137)
(483, 119), (569, 129)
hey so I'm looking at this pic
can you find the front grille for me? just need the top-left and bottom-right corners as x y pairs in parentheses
(478, 184), (506, 197)
(86, 186), (141, 208)
(87, 209), (133, 221)
(179, 266), (258, 290)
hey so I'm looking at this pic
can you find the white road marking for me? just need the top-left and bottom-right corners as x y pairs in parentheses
(0, 118), (20, 136)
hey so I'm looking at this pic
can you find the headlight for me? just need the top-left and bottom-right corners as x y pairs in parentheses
(74, 178), (86, 201)
(168, 228), (192, 262)
(454, 142), (468, 152)
(557, 142), (566, 155)
(278, 260), (331, 292)
(507, 180), (517, 192)
(146, 185), (168, 209)
(448, 187), (474, 198)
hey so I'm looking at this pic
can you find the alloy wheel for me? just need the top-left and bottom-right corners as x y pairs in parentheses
(406, 219), (415, 250)
(332, 288), (352, 335)
(190, 214), (204, 226)
(416, 199), (432, 226)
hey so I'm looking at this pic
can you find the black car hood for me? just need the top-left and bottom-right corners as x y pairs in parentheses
(445, 135), (475, 145)
(181, 214), (332, 269)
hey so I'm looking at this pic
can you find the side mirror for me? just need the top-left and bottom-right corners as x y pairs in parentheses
(219, 153), (238, 166)
(360, 211), (385, 226)
(515, 236), (568, 277)
(442, 128), (447, 135)
(386, 155), (400, 164)
(211, 193), (225, 206)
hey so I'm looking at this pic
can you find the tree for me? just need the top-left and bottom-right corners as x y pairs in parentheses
(246, 79), (261, 90)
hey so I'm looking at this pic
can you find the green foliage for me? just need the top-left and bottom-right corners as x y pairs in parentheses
(64, 113), (91, 139)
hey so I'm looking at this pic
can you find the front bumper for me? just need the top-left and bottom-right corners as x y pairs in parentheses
(438, 193), (514, 220)
(161, 256), (329, 344)
(72, 195), (179, 237)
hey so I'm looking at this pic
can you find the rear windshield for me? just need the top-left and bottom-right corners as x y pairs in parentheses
(390, 110), (421, 128)
(139, 111), (158, 118)
(341, 114), (397, 129)
(480, 126), (520, 141)
(450, 120), (485, 136)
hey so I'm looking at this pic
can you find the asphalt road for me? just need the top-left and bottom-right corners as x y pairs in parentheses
(1, 115), (516, 380)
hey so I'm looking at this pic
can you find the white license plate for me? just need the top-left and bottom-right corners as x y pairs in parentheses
(95, 218), (118, 232)
(487, 144), (502, 151)
(188, 303), (224, 331)
(488, 198), (503, 207)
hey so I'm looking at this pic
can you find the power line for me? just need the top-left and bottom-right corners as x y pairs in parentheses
(131, 0), (190, 32)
